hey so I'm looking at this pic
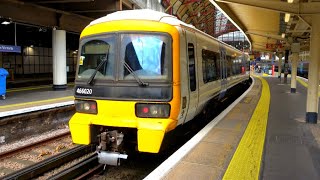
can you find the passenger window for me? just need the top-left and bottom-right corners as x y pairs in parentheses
(202, 49), (219, 83)
(216, 54), (220, 77)
(227, 56), (232, 77)
(188, 43), (196, 91)
(232, 58), (237, 75)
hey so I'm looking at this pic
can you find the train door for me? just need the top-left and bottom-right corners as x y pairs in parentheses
(183, 30), (199, 123)
(219, 43), (227, 99)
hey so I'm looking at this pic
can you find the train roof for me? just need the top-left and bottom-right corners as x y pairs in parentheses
(89, 9), (193, 28)
(88, 9), (243, 55)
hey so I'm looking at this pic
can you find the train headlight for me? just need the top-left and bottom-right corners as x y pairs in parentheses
(75, 100), (97, 114)
(83, 103), (90, 111)
(135, 103), (170, 118)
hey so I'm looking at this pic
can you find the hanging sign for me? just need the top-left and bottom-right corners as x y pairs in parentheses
(266, 43), (283, 50)
(0, 44), (21, 53)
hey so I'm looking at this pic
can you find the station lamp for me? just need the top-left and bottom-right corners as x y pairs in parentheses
(1, 21), (10, 25)
(285, 13), (290, 23)
(285, 0), (293, 22)
(0, 17), (11, 25)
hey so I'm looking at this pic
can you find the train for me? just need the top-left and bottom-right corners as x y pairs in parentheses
(297, 61), (308, 78)
(69, 9), (250, 166)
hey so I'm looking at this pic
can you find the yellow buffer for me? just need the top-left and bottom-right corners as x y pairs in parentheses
(69, 100), (178, 152)
(69, 115), (91, 145)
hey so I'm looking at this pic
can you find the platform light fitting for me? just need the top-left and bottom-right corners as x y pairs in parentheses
(0, 18), (11, 25)
(285, 13), (290, 23)
(281, 33), (286, 38)
(1, 21), (10, 25)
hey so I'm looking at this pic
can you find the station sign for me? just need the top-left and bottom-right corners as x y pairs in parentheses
(0, 44), (21, 53)
(266, 43), (283, 50)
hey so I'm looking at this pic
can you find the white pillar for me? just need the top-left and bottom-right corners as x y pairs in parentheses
(306, 14), (320, 123)
(290, 52), (298, 93)
(52, 29), (67, 90)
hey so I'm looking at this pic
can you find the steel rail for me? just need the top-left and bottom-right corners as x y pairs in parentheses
(2, 145), (95, 180)
(74, 163), (104, 180)
(49, 153), (101, 180)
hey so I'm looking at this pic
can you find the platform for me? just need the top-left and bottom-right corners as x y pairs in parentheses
(0, 84), (74, 118)
(262, 77), (320, 179)
(145, 76), (320, 180)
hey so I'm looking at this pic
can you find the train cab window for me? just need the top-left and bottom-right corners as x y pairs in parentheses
(120, 33), (171, 80)
(77, 37), (115, 80)
(188, 43), (196, 91)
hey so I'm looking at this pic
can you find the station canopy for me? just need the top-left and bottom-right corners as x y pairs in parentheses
(211, 0), (313, 54)
(1, 0), (313, 54)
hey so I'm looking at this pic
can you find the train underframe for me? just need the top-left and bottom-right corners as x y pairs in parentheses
(90, 126), (140, 166)
(96, 129), (128, 166)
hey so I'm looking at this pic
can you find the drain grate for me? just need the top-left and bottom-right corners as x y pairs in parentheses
(270, 135), (302, 144)
(269, 135), (318, 146)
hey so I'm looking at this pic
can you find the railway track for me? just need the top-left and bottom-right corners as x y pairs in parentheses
(49, 153), (103, 180)
(0, 131), (75, 177)
(2, 145), (96, 180)
(0, 132), (71, 160)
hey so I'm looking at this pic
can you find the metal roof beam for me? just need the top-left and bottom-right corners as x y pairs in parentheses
(246, 31), (283, 40)
(214, 0), (320, 15)
(1, 0), (92, 32)
(37, 0), (94, 3)
(287, 29), (311, 33)
(210, 0), (252, 45)
(298, 15), (311, 27)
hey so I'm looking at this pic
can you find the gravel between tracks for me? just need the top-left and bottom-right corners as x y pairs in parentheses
(0, 160), (25, 170)
(0, 127), (70, 154)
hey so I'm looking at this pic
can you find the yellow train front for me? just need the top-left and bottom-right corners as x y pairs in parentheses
(69, 9), (249, 166)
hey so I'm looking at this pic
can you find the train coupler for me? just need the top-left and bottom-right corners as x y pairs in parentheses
(97, 151), (128, 166)
(96, 130), (127, 166)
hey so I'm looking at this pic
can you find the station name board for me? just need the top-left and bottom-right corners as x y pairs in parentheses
(0, 44), (21, 53)
(266, 43), (283, 50)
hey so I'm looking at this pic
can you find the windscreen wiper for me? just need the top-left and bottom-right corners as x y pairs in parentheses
(87, 50), (109, 85)
(123, 62), (149, 87)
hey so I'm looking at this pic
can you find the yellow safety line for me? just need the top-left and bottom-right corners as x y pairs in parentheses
(0, 96), (74, 109)
(296, 78), (308, 88)
(223, 76), (270, 180)
(7, 83), (74, 93)
(296, 77), (320, 96)
(7, 85), (52, 92)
